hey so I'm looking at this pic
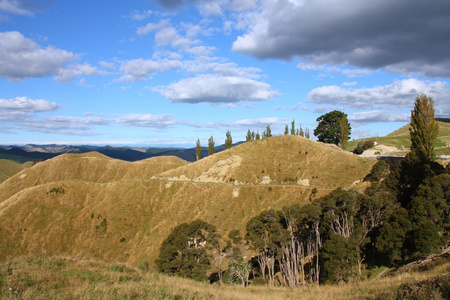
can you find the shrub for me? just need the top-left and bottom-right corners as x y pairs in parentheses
(353, 140), (375, 154)
(49, 187), (65, 195)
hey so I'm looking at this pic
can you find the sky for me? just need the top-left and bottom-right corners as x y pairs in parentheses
(0, 0), (449, 147)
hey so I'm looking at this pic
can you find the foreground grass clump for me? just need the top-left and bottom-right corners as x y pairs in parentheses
(1, 254), (449, 299)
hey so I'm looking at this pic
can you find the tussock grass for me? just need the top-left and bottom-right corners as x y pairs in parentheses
(1, 254), (448, 299)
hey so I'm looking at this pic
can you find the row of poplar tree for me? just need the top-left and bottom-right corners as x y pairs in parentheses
(195, 121), (312, 161)
(157, 94), (448, 286)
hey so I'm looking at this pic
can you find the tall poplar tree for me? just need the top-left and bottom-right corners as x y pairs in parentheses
(208, 135), (215, 156)
(196, 138), (201, 161)
(246, 129), (252, 141)
(339, 114), (350, 150)
(410, 94), (439, 162)
(225, 131), (233, 149)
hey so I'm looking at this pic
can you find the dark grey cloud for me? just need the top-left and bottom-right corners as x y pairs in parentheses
(232, 0), (450, 77)
(152, 0), (189, 9)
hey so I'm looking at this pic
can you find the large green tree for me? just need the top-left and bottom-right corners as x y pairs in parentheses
(410, 94), (439, 162)
(314, 110), (351, 145)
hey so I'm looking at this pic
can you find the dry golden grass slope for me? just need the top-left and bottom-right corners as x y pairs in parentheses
(0, 159), (28, 183)
(0, 136), (376, 270)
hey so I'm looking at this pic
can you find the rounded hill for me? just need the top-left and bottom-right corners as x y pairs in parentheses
(0, 136), (377, 269)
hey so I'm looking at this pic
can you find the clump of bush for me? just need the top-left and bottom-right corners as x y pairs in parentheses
(353, 140), (375, 154)
(49, 187), (65, 195)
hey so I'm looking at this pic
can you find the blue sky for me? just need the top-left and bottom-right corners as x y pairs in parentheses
(1, 0), (449, 147)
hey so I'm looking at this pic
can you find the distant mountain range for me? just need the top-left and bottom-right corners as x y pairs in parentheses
(0, 142), (244, 163)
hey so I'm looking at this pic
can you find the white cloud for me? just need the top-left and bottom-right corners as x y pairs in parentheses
(54, 63), (103, 83)
(155, 26), (196, 49)
(0, 31), (75, 81)
(349, 111), (410, 125)
(154, 74), (279, 104)
(116, 114), (175, 128)
(99, 61), (115, 70)
(0, 96), (58, 112)
(129, 9), (154, 21)
(235, 117), (281, 126)
(136, 19), (169, 36)
(18, 116), (111, 134)
(0, 0), (33, 16)
(341, 69), (372, 78)
(232, 0), (450, 78)
(306, 79), (450, 114)
(119, 58), (182, 82)
(183, 61), (261, 78)
(187, 46), (216, 57)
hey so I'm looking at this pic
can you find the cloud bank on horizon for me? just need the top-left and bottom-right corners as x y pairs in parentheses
(0, 0), (449, 146)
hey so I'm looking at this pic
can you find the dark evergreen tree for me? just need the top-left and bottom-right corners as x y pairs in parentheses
(375, 208), (412, 266)
(321, 233), (359, 283)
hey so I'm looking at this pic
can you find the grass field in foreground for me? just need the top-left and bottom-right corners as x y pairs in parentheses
(1, 254), (448, 299)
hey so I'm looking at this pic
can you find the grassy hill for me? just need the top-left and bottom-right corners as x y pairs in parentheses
(347, 121), (450, 153)
(0, 135), (376, 269)
(0, 159), (29, 183)
(1, 253), (448, 299)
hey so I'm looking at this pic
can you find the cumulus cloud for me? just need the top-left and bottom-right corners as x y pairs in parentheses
(306, 79), (450, 114)
(232, 0), (450, 77)
(154, 74), (279, 104)
(0, 96), (58, 112)
(0, 31), (75, 81)
(119, 58), (182, 82)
